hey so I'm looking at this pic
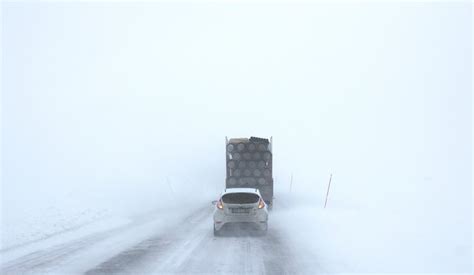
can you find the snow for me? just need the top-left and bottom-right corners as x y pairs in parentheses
(1, 202), (211, 274)
(273, 191), (471, 273)
(1, 1), (472, 274)
(1, 179), (216, 251)
(0, 216), (131, 265)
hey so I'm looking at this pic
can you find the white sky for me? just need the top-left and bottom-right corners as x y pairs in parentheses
(1, 2), (471, 212)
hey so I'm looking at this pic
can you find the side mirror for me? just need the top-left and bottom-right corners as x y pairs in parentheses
(211, 200), (217, 205)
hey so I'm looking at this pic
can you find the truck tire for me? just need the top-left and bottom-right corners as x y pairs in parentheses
(263, 152), (272, 161)
(233, 169), (242, 177)
(243, 152), (252, 160)
(248, 143), (256, 151)
(243, 169), (252, 177)
(263, 169), (271, 177)
(257, 143), (267, 151)
(252, 152), (261, 160)
(227, 160), (236, 168)
(248, 177), (257, 185)
(253, 169), (262, 177)
(227, 177), (238, 186)
(214, 224), (221, 237)
(232, 152), (241, 160)
(237, 143), (246, 151)
(260, 222), (268, 236)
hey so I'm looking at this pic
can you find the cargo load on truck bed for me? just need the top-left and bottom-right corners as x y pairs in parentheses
(225, 136), (273, 207)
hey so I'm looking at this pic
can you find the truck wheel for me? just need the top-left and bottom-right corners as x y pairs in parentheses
(213, 224), (221, 237)
(260, 222), (268, 235)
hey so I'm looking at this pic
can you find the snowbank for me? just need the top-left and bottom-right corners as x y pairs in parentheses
(273, 186), (471, 273)
(1, 177), (215, 250)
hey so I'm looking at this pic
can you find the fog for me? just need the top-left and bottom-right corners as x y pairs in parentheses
(1, 1), (472, 273)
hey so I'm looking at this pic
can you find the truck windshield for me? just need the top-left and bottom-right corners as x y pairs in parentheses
(222, 193), (259, 204)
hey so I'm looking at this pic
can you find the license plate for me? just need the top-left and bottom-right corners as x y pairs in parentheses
(231, 208), (250, 214)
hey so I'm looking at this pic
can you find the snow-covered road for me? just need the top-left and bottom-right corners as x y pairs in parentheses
(86, 206), (296, 274)
(1, 204), (306, 274)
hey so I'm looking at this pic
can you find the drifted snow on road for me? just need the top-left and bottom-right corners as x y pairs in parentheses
(0, 201), (317, 274)
(85, 207), (297, 275)
(1, 191), (471, 274)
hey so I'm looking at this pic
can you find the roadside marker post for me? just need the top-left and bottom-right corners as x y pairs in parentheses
(324, 174), (332, 208)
